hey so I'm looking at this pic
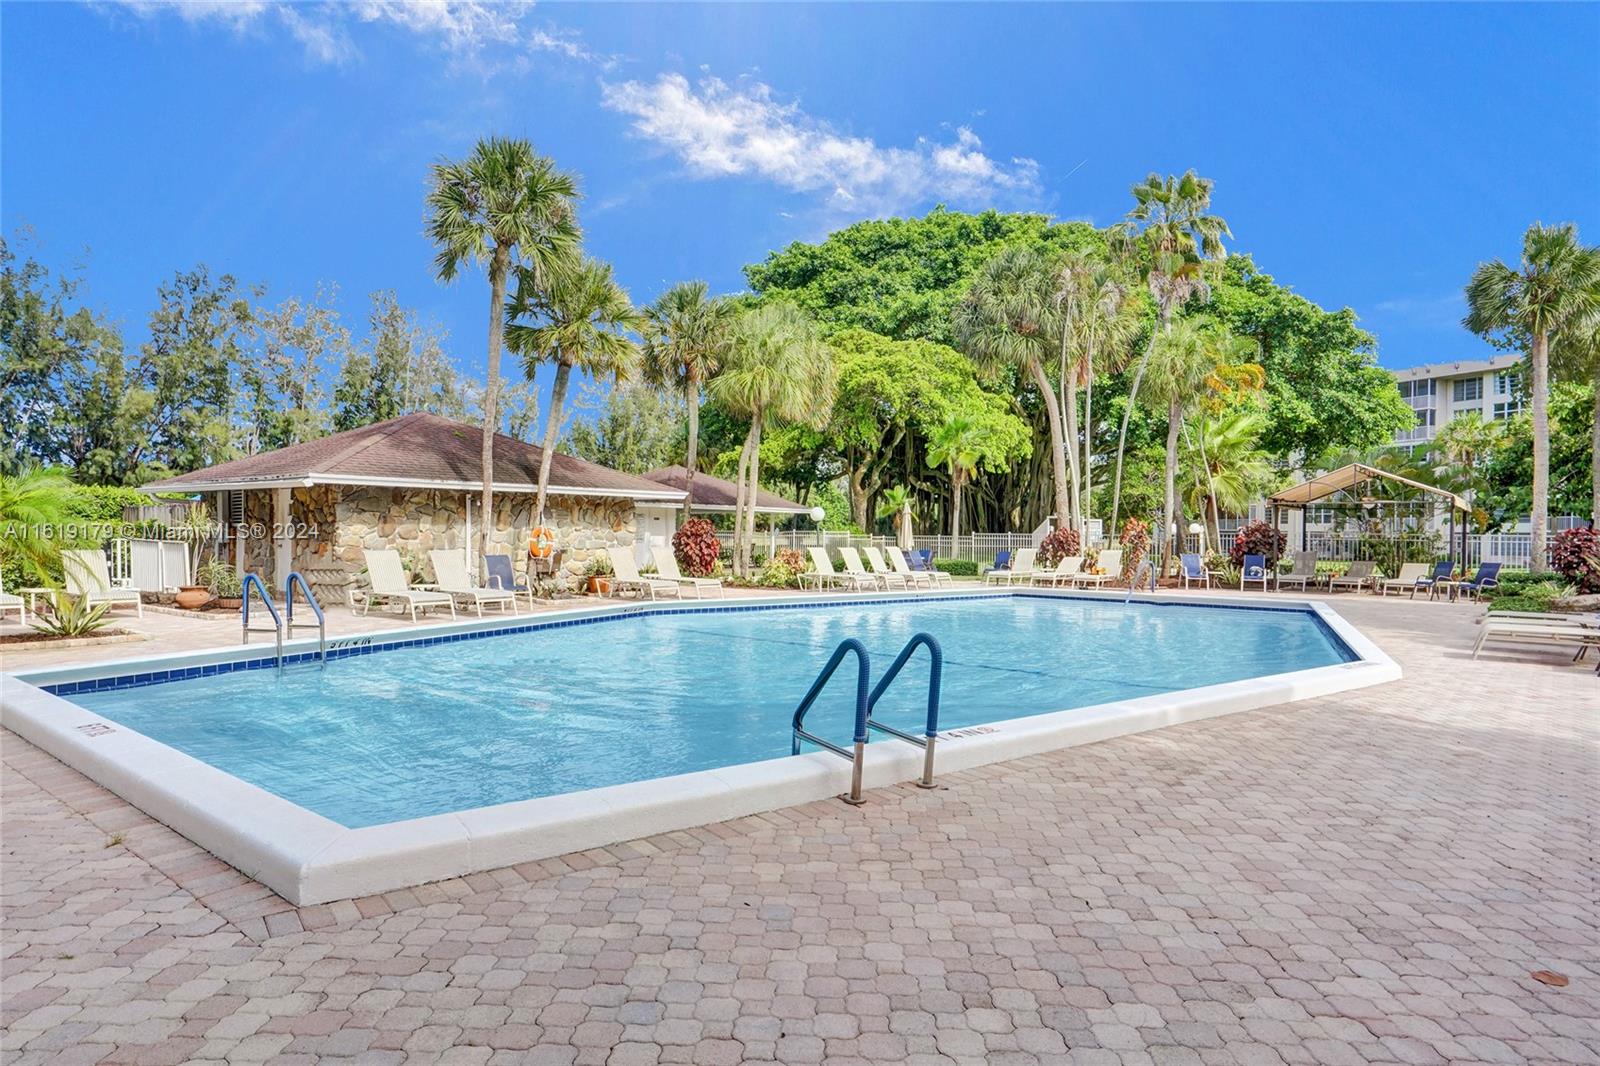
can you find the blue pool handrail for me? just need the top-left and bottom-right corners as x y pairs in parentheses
(866, 633), (943, 789)
(791, 638), (871, 804)
(240, 572), (284, 669)
(284, 571), (327, 663)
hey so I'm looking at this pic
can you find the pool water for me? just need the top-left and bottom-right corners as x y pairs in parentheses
(72, 596), (1353, 827)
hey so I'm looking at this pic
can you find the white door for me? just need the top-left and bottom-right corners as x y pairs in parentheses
(636, 506), (674, 566)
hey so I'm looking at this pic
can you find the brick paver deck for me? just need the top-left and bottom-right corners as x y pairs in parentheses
(3, 595), (1596, 1065)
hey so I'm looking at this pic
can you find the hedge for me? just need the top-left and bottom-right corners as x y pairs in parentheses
(934, 558), (978, 577)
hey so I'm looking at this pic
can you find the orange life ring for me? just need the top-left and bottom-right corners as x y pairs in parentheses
(528, 526), (556, 559)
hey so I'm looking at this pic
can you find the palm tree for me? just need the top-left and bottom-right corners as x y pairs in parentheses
(1054, 253), (1137, 536)
(426, 138), (580, 562)
(1180, 411), (1273, 553)
(1429, 412), (1503, 501)
(1142, 319), (1232, 573)
(1550, 283), (1600, 522)
(710, 304), (836, 576)
(927, 417), (984, 553)
(875, 485), (914, 548)
(0, 466), (81, 581)
(506, 257), (643, 525)
(1107, 170), (1231, 531)
(953, 247), (1072, 531)
(1464, 222), (1600, 571)
(641, 281), (732, 521)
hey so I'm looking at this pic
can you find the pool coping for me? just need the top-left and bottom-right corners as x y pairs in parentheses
(0, 588), (1400, 905)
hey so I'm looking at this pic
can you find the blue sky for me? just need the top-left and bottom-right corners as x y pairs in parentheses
(4, 1), (1597, 404)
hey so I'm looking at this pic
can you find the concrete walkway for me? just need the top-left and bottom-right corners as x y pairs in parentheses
(2, 593), (1596, 1065)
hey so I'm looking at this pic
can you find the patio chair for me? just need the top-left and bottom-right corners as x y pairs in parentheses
(483, 553), (535, 611)
(606, 547), (683, 601)
(429, 550), (518, 617)
(861, 546), (915, 591)
(0, 577), (25, 626)
(1376, 562), (1431, 597)
(1411, 561), (1456, 600)
(884, 547), (936, 589)
(651, 545), (725, 599)
(840, 546), (906, 590)
(1031, 555), (1084, 587)
(1178, 553), (1211, 589)
(1276, 551), (1319, 592)
(985, 547), (1039, 586)
(357, 549), (457, 622)
(1458, 562), (1502, 600)
(902, 548), (953, 587)
(1327, 560), (1376, 593)
(981, 550), (1012, 582)
(803, 547), (874, 591)
(62, 549), (143, 617)
(1074, 549), (1123, 588)
(1472, 612), (1600, 671)
(1239, 553), (1270, 592)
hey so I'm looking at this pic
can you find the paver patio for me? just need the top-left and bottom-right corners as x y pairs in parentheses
(2, 594), (1596, 1065)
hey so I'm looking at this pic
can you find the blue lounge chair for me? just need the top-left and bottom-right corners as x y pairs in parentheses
(1412, 560), (1455, 600)
(981, 550), (1011, 577)
(1459, 562), (1502, 601)
(483, 553), (533, 610)
(1178, 552), (1210, 589)
(1241, 553), (1270, 591)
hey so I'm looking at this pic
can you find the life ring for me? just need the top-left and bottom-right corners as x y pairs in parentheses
(529, 526), (556, 559)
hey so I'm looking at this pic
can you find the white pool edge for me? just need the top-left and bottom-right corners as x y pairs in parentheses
(1, 589), (1400, 905)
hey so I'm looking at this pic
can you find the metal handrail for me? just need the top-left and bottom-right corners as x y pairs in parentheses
(241, 572), (283, 669)
(866, 633), (943, 789)
(284, 571), (326, 664)
(1126, 558), (1156, 601)
(791, 638), (872, 804)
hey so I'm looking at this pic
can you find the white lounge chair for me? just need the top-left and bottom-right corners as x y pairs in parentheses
(606, 547), (682, 601)
(988, 547), (1038, 586)
(1031, 556), (1084, 587)
(803, 547), (874, 591)
(651, 545), (724, 599)
(1328, 560), (1376, 593)
(840, 546), (906, 590)
(1073, 549), (1123, 588)
(1472, 611), (1600, 667)
(62, 549), (142, 617)
(1276, 551), (1319, 591)
(0, 577), (25, 626)
(1377, 562), (1430, 597)
(886, 547), (938, 589)
(356, 549), (457, 622)
(429, 550), (518, 617)
(860, 547), (912, 591)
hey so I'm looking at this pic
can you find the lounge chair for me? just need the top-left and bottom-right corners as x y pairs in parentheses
(1472, 611), (1600, 669)
(1276, 551), (1319, 591)
(1458, 562), (1502, 600)
(985, 547), (1038, 586)
(1377, 562), (1431, 597)
(606, 547), (683, 601)
(1327, 560), (1376, 593)
(651, 545), (724, 599)
(803, 547), (874, 591)
(483, 553), (535, 611)
(357, 549), (457, 622)
(1031, 556), (1084, 587)
(0, 578), (25, 626)
(1239, 553), (1270, 592)
(1412, 560), (1456, 600)
(902, 548), (953, 587)
(861, 546), (914, 591)
(1177, 553), (1211, 589)
(840, 546), (906, 590)
(1074, 549), (1124, 588)
(429, 550), (518, 617)
(62, 549), (143, 617)
(884, 547), (936, 589)
(981, 550), (1012, 582)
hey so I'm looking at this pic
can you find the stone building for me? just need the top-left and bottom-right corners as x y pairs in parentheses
(144, 413), (687, 599)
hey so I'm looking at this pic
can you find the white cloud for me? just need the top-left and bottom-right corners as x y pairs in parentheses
(599, 73), (1040, 214)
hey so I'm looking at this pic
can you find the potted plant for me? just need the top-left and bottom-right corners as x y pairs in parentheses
(584, 554), (613, 595)
(173, 582), (212, 610)
(197, 559), (244, 609)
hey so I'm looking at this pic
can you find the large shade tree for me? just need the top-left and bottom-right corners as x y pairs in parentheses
(425, 137), (579, 561)
(506, 257), (642, 525)
(641, 281), (732, 520)
(1464, 222), (1600, 571)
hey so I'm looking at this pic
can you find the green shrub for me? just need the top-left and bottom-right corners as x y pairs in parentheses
(757, 548), (807, 588)
(30, 593), (113, 637)
(934, 558), (977, 577)
(70, 485), (154, 525)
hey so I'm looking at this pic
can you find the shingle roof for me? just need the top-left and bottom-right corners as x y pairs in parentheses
(144, 413), (685, 501)
(638, 466), (811, 514)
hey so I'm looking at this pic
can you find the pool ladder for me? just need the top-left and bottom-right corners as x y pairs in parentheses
(241, 572), (326, 670)
(792, 633), (943, 805)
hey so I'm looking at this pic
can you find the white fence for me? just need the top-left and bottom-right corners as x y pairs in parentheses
(1181, 530), (1543, 569)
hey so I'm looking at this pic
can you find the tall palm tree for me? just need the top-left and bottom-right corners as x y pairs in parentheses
(1180, 411), (1273, 553)
(953, 247), (1072, 531)
(641, 281), (732, 521)
(426, 138), (580, 561)
(1550, 282), (1600, 523)
(1107, 170), (1230, 531)
(1142, 319), (1232, 572)
(1429, 412), (1503, 501)
(927, 416), (984, 552)
(1464, 222), (1600, 572)
(506, 257), (643, 524)
(710, 303), (836, 576)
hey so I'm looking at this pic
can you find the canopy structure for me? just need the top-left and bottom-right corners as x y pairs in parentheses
(1266, 463), (1471, 564)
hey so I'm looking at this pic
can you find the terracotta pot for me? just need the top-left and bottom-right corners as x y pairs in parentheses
(174, 586), (212, 610)
(587, 576), (612, 595)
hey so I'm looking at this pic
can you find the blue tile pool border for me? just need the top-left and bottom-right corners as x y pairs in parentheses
(35, 590), (1355, 697)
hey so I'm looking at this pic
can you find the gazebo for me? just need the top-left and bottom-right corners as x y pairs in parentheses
(1266, 462), (1472, 565)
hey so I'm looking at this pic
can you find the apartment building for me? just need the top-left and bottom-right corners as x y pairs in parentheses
(1390, 353), (1526, 446)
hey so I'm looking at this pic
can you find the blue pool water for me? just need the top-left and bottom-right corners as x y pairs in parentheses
(68, 595), (1353, 827)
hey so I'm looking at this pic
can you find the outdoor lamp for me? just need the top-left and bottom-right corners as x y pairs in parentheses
(1188, 522), (1203, 535)
(808, 506), (826, 524)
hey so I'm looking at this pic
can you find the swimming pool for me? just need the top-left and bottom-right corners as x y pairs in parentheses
(2, 589), (1397, 903)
